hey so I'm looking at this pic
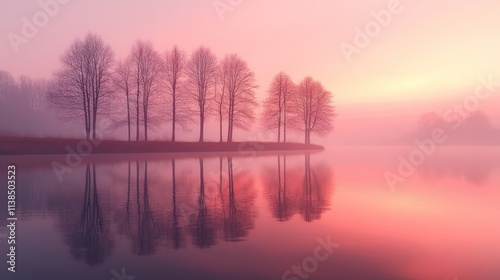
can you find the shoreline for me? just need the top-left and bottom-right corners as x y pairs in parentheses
(0, 137), (324, 156)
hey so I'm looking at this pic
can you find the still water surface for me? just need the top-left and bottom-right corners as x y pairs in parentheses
(1, 147), (499, 280)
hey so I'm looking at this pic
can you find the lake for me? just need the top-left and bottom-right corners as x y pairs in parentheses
(1, 147), (499, 280)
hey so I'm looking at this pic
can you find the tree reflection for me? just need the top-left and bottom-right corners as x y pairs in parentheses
(190, 158), (217, 248)
(68, 164), (113, 265)
(275, 155), (293, 221)
(132, 161), (162, 255)
(264, 154), (333, 222)
(300, 154), (325, 222)
(166, 158), (185, 249)
(117, 161), (133, 237)
(52, 155), (261, 260)
(221, 157), (256, 241)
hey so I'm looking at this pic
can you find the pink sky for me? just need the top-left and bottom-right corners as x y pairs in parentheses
(1, 0), (500, 144)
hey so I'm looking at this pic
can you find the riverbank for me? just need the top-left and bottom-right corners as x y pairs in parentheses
(0, 136), (324, 155)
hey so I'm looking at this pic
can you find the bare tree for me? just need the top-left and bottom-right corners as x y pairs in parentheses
(163, 46), (190, 142)
(48, 33), (115, 139)
(113, 58), (133, 141)
(185, 46), (218, 142)
(0, 71), (20, 134)
(19, 76), (47, 110)
(261, 72), (296, 143)
(130, 40), (162, 141)
(213, 68), (226, 142)
(0, 71), (17, 104)
(219, 54), (258, 142)
(292, 77), (335, 144)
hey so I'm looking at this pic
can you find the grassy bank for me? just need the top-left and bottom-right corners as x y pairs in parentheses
(0, 136), (324, 155)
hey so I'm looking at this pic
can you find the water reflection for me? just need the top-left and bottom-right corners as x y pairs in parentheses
(49, 154), (296, 264)
(416, 148), (499, 186)
(167, 158), (185, 249)
(117, 161), (133, 239)
(190, 158), (217, 248)
(50, 154), (330, 266)
(65, 164), (113, 265)
(132, 161), (163, 256)
(264, 154), (333, 222)
(2, 148), (500, 279)
(221, 157), (256, 242)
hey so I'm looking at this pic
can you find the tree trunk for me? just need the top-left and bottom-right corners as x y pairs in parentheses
(227, 100), (234, 142)
(92, 107), (97, 140)
(84, 91), (90, 140)
(277, 117), (281, 143)
(219, 111), (223, 142)
(227, 109), (232, 142)
(227, 119), (232, 142)
(283, 97), (287, 143)
(172, 87), (176, 142)
(144, 107), (148, 141)
(136, 87), (140, 141)
(126, 89), (131, 141)
(199, 111), (204, 142)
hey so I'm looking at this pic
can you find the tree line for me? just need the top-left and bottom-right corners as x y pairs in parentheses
(13, 33), (336, 144)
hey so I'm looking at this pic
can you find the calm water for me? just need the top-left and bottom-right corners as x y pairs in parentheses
(1, 147), (500, 280)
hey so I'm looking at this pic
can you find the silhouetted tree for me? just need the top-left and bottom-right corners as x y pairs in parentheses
(163, 46), (190, 142)
(130, 40), (162, 141)
(292, 77), (335, 144)
(48, 33), (114, 139)
(219, 54), (258, 142)
(113, 58), (134, 141)
(262, 72), (296, 142)
(185, 46), (218, 142)
(213, 68), (227, 142)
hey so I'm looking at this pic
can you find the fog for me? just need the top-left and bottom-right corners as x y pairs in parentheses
(1, 68), (499, 147)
